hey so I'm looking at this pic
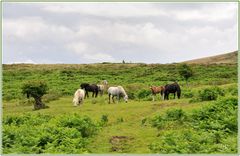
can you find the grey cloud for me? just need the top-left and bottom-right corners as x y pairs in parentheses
(3, 2), (237, 64)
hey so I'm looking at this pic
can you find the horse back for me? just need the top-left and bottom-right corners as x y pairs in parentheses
(164, 83), (180, 93)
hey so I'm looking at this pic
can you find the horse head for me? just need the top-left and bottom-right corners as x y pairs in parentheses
(124, 95), (128, 103)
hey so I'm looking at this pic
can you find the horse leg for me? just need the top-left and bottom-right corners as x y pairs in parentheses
(165, 93), (169, 100)
(174, 93), (176, 99)
(152, 94), (155, 101)
(95, 90), (98, 98)
(161, 93), (164, 100)
(108, 94), (111, 104)
(164, 93), (167, 100)
(117, 95), (120, 103)
(112, 96), (115, 103)
(177, 91), (181, 99)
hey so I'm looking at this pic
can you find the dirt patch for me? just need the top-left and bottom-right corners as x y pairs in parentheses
(109, 136), (134, 152)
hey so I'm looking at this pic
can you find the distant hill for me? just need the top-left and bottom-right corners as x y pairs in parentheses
(183, 51), (238, 64)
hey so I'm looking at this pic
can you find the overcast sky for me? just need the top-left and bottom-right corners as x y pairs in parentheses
(3, 2), (238, 64)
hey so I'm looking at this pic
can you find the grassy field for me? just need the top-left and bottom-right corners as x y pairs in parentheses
(2, 63), (238, 154)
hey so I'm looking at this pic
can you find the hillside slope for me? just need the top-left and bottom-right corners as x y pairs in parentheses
(183, 51), (238, 64)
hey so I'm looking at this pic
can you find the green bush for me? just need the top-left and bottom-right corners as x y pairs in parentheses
(197, 86), (225, 101)
(225, 85), (238, 96)
(127, 91), (136, 100)
(149, 129), (235, 153)
(149, 96), (237, 153)
(191, 96), (237, 133)
(22, 80), (49, 110)
(3, 113), (102, 154)
(165, 109), (187, 121)
(137, 89), (151, 100)
(182, 90), (194, 98)
(58, 114), (100, 138)
(151, 115), (165, 130)
(100, 114), (108, 126)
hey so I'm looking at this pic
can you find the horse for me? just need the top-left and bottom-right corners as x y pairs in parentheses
(108, 86), (128, 104)
(73, 89), (85, 106)
(97, 84), (104, 96)
(101, 80), (109, 92)
(80, 83), (99, 98)
(150, 86), (165, 101)
(164, 82), (181, 100)
(103, 80), (108, 86)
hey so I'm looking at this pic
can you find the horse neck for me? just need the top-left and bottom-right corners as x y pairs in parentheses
(120, 89), (126, 96)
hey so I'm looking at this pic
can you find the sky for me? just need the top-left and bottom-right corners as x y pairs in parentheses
(3, 2), (238, 64)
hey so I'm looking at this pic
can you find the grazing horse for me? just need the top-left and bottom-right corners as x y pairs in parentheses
(150, 86), (165, 101)
(97, 84), (104, 96)
(101, 80), (109, 92)
(164, 82), (181, 100)
(73, 89), (85, 106)
(80, 83), (99, 98)
(108, 86), (128, 104)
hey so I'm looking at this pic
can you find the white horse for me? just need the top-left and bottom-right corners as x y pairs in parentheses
(101, 80), (108, 91)
(103, 80), (108, 86)
(73, 89), (85, 106)
(108, 86), (128, 103)
(97, 84), (104, 96)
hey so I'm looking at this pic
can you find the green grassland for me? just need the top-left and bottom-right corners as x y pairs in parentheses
(2, 63), (238, 154)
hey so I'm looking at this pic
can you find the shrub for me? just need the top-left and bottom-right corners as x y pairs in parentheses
(100, 114), (108, 126)
(151, 115), (165, 130)
(127, 91), (136, 100)
(178, 64), (193, 85)
(150, 96), (237, 153)
(225, 85), (238, 96)
(198, 86), (224, 101)
(165, 109), (187, 122)
(191, 96), (237, 133)
(58, 114), (100, 138)
(22, 81), (48, 110)
(3, 113), (102, 154)
(137, 89), (151, 100)
(148, 129), (234, 153)
(182, 90), (194, 98)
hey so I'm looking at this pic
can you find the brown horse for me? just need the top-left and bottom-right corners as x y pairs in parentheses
(150, 86), (165, 101)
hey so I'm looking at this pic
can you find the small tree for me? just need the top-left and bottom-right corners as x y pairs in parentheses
(22, 81), (48, 110)
(178, 64), (193, 86)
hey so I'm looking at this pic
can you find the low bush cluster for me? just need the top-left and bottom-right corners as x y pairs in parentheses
(149, 96), (237, 153)
(198, 86), (225, 101)
(3, 113), (104, 154)
(149, 129), (236, 153)
(137, 89), (152, 100)
(190, 86), (225, 102)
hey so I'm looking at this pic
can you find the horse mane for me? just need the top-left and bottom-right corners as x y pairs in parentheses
(117, 86), (127, 96)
